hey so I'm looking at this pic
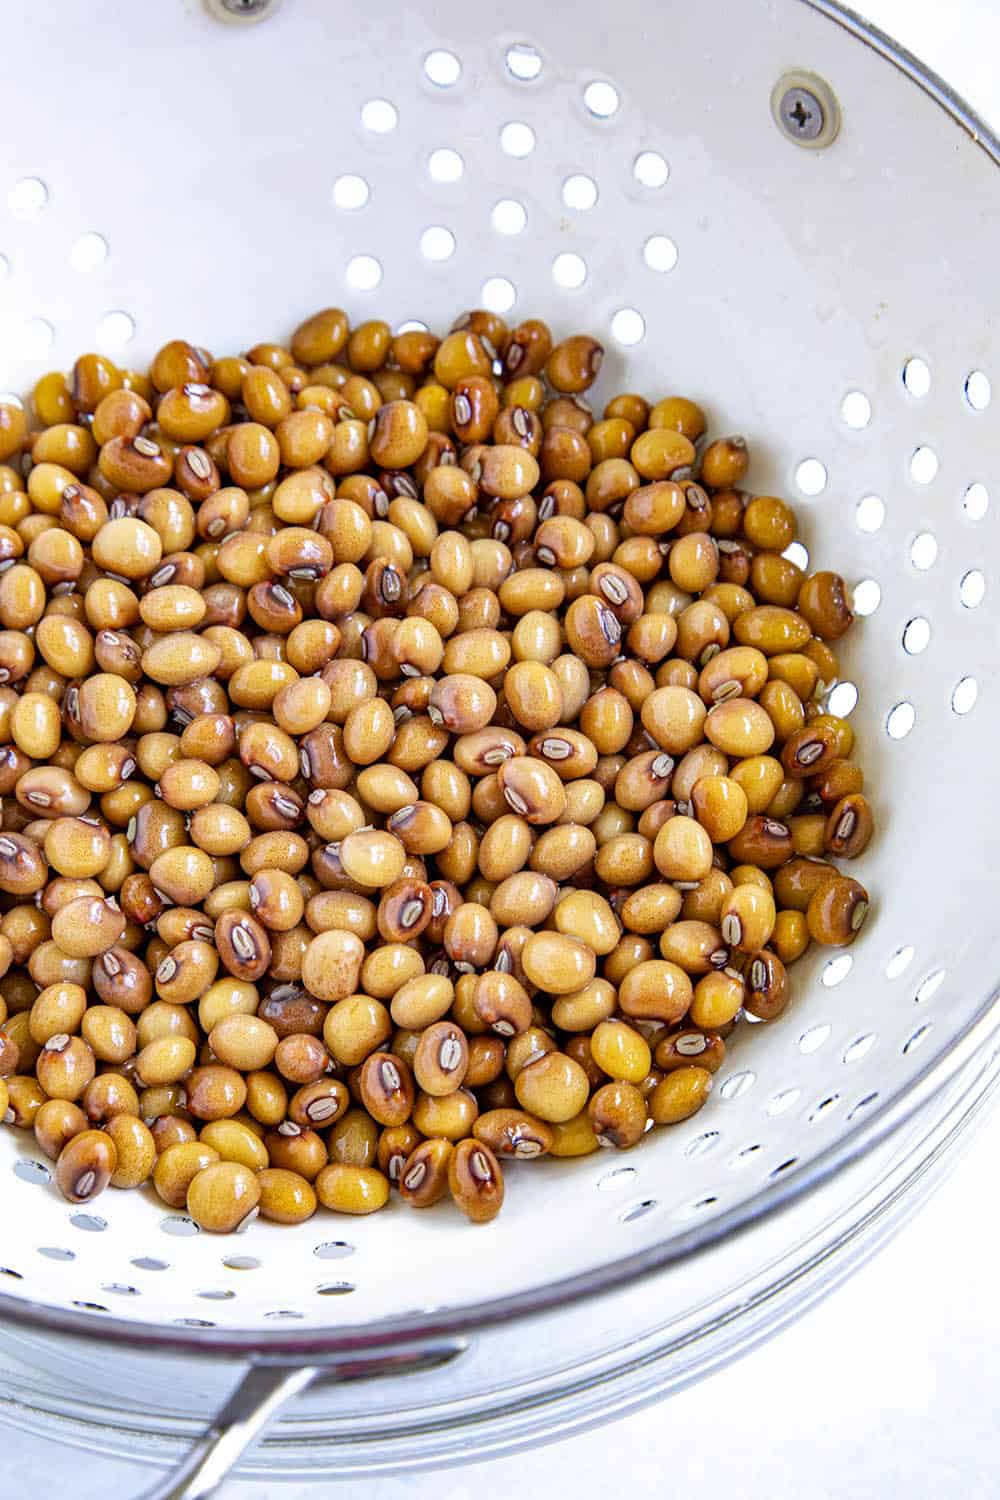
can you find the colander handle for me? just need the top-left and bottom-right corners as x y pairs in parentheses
(139, 1340), (467, 1500)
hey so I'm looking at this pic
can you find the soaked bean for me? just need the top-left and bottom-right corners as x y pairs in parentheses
(514, 1052), (590, 1123)
(553, 890), (620, 955)
(36, 1034), (96, 1101)
(590, 1020), (651, 1084)
(658, 920), (729, 976)
(705, 697), (775, 757)
(442, 1137), (502, 1223)
(96, 1113), (153, 1189)
(806, 875), (869, 946)
(727, 814), (794, 869)
(485, 870), (553, 929)
(470, 969), (530, 1038)
(720, 882), (776, 954)
(187, 1161), (261, 1233)
(655, 1028), (726, 1075)
(315, 1163), (390, 1215)
(265, 1123), (328, 1179)
(744, 949), (790, 1019)
(824, 792), (874, 859)
(688, 968), (745, 1029)
(648, 1067), (713, 1125)
(641, 686), (707, 754)
(772, 854), (837, 913)
(33, 1098), (87, 1160)
(258, 1167), (317, 1224)
(413, 1021), (469, 1096)
(136, 1034), (196, 1086)
(587, 1080), (647, 1148)
(394, 1137), (451, 1207)
(653, 815), (713, 882)
(614, 952), (693, 1021)
(496, 756), (566, 825)
(388, 973), (453, 1030)
(209, 1014), (278, 1071)
(55, 1128), (117, 1203)
(521, 931), (596, 995)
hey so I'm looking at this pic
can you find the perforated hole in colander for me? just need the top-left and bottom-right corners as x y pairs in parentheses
(505, 43), (542, 81)
(963, 482), (989, 520)
(493, 198), (527, 233)
(841, 390), (872, 428)
(333, 175), (370, 210)
(902, 356), (931, 397)
(481, 276), (517, 312)
(643, 235), (679, 272)
(856, 494), (885, 532)
(562, 174), (598, 210)
(428, 148), (464, 183)
(70, 231), (109, 271)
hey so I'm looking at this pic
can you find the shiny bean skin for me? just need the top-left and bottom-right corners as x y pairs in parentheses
(0, 316), (873, 1236)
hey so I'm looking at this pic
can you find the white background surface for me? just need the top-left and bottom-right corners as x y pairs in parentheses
(2, 0), (998, 1495)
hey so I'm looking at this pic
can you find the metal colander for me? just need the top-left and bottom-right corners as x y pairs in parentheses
(1, 0), (998, 1493)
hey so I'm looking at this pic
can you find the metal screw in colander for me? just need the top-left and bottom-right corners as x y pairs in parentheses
(204, 0), (283, 21)
(1, 0), (999, 1494)
(782, 88), (824, 136)
(772, 68), (842, 146)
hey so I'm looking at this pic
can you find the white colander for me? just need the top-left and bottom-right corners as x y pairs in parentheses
(1, 0), (998, 1494)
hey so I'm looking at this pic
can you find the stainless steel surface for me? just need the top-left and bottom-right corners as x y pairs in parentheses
(0, 0), (997, 1481)
(139, 1366), (318, 1500)
(4, 1034), (997, 1481)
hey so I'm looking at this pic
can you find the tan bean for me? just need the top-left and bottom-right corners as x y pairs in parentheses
(315, 1163), (390, 1215)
